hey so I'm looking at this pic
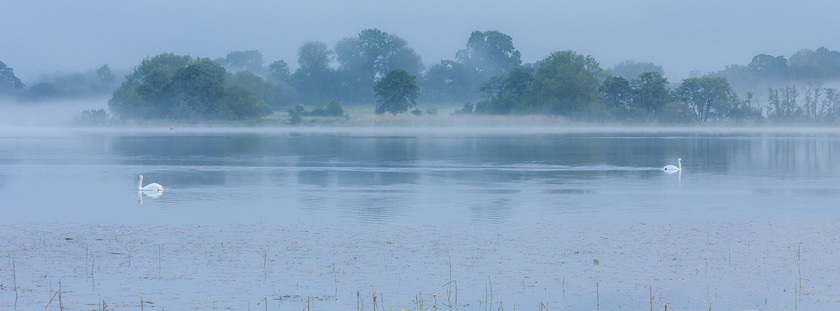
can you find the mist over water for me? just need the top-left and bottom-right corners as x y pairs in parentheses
(0, 98), (108, 127)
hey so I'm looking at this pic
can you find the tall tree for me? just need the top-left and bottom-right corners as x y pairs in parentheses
(373, 69), (419, 115)
(169, 58), (228, 119)
(631, 72), (670, 120)
(457, 30), (522, 80)
(600, 76), (636, 119)
(335, 28), (422, 103)
(110, 53), (192, 118)
(267, 60), (298, 106)
(767, 85), (801, 121)
(294, 41), (335, 105)
(455, 30), (522, 97)
(0, 61), (25, 94)
(528, 50), (607, 118)
(675, 77), (736, 122)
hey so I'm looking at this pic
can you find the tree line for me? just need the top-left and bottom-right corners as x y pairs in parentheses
(2, 29), (840, 123)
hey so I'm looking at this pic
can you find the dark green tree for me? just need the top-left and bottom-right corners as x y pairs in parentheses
(675, 77), (736, 122)
(631, 72), (670, 120)
(600, 76), (636, 119)
(373, 69), (419, 115)
(0, 61), (25, 95)
(110, 53), (192, 118)
(225, 84), (267, 120)
(109, 53), (269, 121)
(168, 58), (228, 119)
(229, 71), (281, 108)
(529, 51), (607, 118)
(475, 67), (534, 114)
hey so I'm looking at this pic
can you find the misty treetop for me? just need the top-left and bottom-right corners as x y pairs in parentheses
(608, 60), (664, 81)
(0, 61), (25, 95)
(422, 30), (523, 103)
(109, 53), (269, 121)
(711, 47), (840, 92)
(1, 60), (117, 101)
(216, 50), (265, 75)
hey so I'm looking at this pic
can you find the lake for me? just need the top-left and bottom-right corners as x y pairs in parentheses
(1, 126), (839, 310)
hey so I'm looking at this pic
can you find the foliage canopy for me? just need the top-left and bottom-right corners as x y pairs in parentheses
(373, 69), (419, 115)
(109, 53), (269, 121)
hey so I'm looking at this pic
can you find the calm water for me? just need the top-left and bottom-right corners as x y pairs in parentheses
(2, 127), (840, 310)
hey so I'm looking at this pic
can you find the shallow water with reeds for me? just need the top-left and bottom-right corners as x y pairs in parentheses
(2, 127), (840, 310)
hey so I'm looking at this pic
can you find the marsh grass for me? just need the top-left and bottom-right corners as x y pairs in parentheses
(3, 223), (837, 310)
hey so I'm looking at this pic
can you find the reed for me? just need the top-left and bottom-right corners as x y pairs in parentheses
(58, 281), (63, 311)
(446, 256), (454, 306)
(372, 288), (378, 311)
(158, 244), (162, 278)
(562, 277), (565, 298)
(45, 286), (59, 310)
(596, 281), (599, 311)
(649, 286), (653, 311)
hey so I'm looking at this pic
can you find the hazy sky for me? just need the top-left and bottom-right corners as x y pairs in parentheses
(2, 0), (838, 82)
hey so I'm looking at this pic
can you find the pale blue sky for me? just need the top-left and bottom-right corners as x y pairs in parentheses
(2, 0), (837, 81)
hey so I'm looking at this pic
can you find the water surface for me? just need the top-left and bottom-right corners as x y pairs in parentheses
(1, 127), (839, 310)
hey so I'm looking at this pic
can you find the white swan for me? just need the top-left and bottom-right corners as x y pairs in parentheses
(138, 175), (164, 192)
(662, 158), (682, 174)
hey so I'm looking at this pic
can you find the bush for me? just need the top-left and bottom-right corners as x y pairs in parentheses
(74, 109), (109, 125)
(453, 102), (474, 115)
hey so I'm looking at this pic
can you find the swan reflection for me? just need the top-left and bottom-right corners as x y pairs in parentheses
(138, 189), (163, 205)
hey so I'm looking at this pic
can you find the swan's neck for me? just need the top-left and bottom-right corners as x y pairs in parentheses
(138, 175), (144, 189)
(678, 159), (682, 170)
